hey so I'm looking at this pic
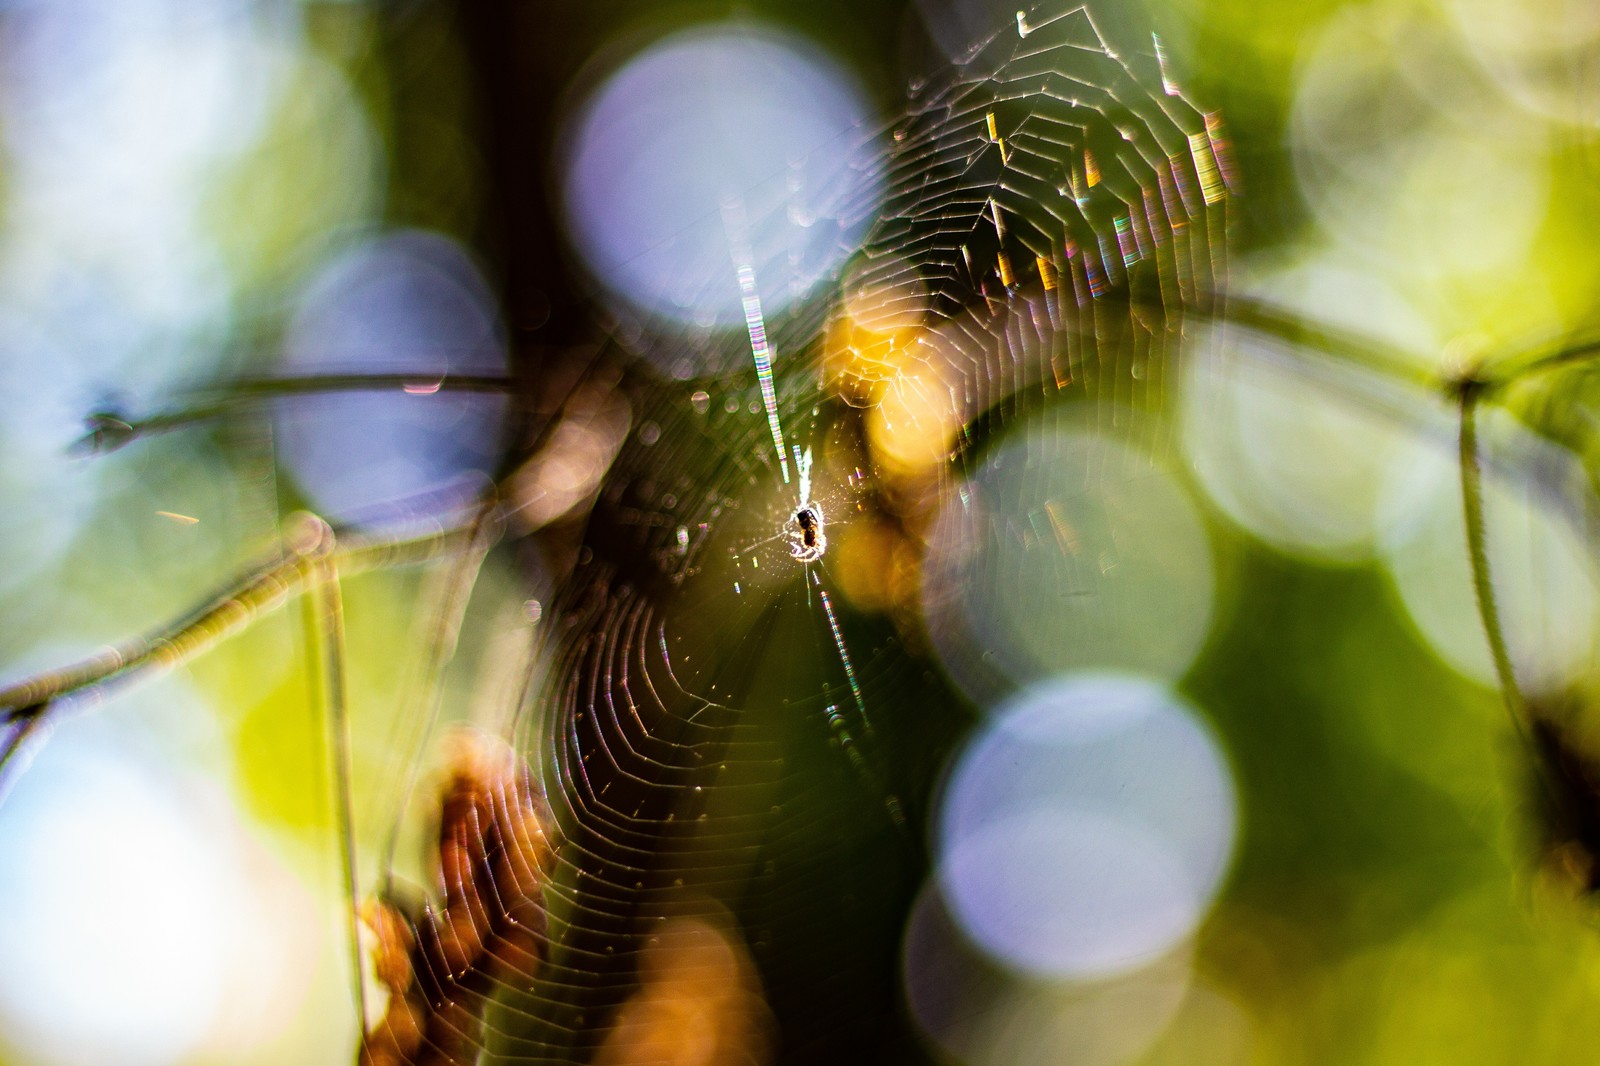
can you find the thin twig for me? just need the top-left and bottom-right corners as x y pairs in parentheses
(302, 527), (369, 1028)
(0, 518), (480, 723)
(1458, 385), (1528, 732)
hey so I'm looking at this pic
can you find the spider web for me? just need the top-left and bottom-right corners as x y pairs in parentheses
(440, 5), (1233, 1062)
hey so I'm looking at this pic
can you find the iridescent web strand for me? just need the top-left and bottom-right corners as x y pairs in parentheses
(722, 194), (791, 484)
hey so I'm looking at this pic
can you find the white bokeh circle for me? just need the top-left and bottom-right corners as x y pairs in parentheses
(934, 673), (1237, 979)
(559, 24), (878, 348)
(923, 415), (1216, 702)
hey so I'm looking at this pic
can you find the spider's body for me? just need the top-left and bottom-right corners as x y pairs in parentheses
(791, 504), (825, 562)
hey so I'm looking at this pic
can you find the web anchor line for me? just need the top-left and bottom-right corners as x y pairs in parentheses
(722, 192), (791, 485)
(818, 579), (905, 827)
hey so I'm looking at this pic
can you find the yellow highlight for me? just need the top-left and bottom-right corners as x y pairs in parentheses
(1188, 132), (1225, 205)
(833, 519), (900, 613)
(986, 112), (1007, 162)
(1084, 148), (1101, 187)
(824, 260), (931, 403)
(593, 911), (771, 1066)
(867, 334), (964, 477)
(155, 511), (200, 525)
(1043, 501), (1080, 556)
(998, 253), (1014, 288)
(1037, 255), (1057, 291)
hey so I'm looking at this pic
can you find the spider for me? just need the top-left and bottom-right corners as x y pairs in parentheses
(791, 503), (826, 562)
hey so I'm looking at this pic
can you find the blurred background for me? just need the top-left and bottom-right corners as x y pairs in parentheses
(2, 0), (1600, 1064)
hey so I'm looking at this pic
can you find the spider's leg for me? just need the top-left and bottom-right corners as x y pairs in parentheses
(733, 529), (792, 557)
